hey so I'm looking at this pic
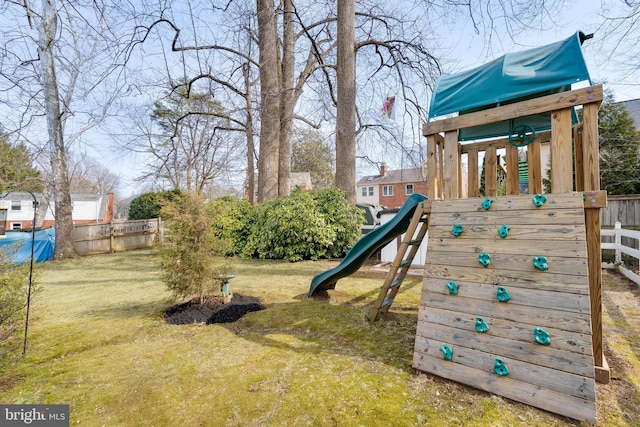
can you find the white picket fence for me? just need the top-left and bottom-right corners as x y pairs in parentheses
(601, 222), (640, 286)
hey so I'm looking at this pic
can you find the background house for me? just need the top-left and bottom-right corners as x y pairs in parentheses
(356, 164), (428, 208)
(0, 192), (114, 230)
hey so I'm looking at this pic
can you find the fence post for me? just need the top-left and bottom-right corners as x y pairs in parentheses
(614, 222), (621, 265)
(110, 221), (115, 254)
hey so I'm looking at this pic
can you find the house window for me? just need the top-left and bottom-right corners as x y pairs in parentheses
(11, 200), (21, 211)
(11, 223), (22, 230)
(382, 185), (394, 196)
(405, 184), (414, 195)
(361, 186), (374, 197)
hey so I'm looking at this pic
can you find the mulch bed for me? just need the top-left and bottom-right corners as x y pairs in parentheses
(164, 294), (264, 325)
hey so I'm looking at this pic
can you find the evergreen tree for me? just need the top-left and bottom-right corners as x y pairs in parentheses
(0, 134), (43, 193)
(291, 129), (335, 190)
(598, 96), (640, 195)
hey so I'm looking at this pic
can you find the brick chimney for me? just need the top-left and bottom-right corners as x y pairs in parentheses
(379, 163), (388, 176)
(105, 192), (114, 222)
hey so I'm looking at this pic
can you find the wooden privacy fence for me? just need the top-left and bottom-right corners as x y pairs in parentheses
(601, 195), (640, 228)
(602, 222), (640, 285)
(73, 218), (161, 255)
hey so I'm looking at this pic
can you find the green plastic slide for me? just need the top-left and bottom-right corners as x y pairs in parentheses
(307, 193), (428, 297)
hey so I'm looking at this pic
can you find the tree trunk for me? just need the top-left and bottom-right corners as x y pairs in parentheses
(39, 0), (76, 259)
(243, 62), (256, 205)
(336, 0), (357, 203)
(256, 0), (280, 202)
(278, 0), (294, 198)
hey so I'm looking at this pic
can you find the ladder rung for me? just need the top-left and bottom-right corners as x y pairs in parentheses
(381, 297), (394, 309)
(408, 239), (422, 245)
(390, 278), (402, 289)
(400, 259), (412, 268)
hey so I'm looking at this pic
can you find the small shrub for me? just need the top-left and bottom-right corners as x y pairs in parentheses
(159, 192), (233, 303)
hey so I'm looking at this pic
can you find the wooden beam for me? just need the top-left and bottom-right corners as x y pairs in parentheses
(468, 148), (479, 198)
(528, 140), (543, 195)
(582, 101), (607, 381)
(427, 135), (438, 199)
(423, 85), (603, 136)
(485, 146), (497, 197)
(506, 143), (519, 195)
(574, 124), (585, 192)
(443, 130), (460, 199)
(458, 130), (551, 154)
(551, 108), (573, 193)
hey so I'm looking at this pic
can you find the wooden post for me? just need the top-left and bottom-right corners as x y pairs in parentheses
(443, 131), (459, 199)
(458, 143), (463, 197)
(528, 140), (542, 194)
(506, 143), (519, 195)
(427, 135), (437, 199)
(551, 108), (573, 193)
(485, 146), (497, 197)
(574, 124), (585, 192)
(109, 221), (115, 254)
(468, 148), (479, 197)
(437, 138), (444, 199)
(582, 100), (609, 383)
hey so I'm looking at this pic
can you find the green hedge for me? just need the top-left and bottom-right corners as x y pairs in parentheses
(212, 188), (363, 262)
(128, 190), (184, 220)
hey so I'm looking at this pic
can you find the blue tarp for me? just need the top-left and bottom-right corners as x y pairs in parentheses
(428, 31), (592, 141)
(0, 228), (55, 264)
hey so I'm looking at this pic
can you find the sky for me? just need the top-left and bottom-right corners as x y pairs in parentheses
(431, 0), (640, 102)
(78, 0), (640, 198)
(3, 0), (639, 199)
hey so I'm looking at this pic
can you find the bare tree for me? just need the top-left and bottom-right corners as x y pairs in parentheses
(256, 0), (281, 201)
(278, 0), (295, 198)
(336, 0), (357, 202)
(0, 1), (134, 258)
(141, 83), (244, 195)
(36, 0), (75, 258)
(69, 155), (120, 194)
(594, 1), (640, 82)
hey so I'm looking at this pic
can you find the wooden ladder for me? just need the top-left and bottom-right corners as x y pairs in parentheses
(367, 203), (429, 322)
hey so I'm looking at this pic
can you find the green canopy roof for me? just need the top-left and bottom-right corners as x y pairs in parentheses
(428, 31), (591, 141)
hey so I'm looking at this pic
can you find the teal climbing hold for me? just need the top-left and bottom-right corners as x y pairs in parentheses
(534, 327), (551, 345)
(452, 224), (464, 237)
(532, 193), (547, 207)
(494, 358), (509, 376)
(533, 256), (549, 271)
(496, 286), (511, 302)
(497, 224), (510, 238)
(475, 317), (489, 333)
(446, 281), (459, 295)
(478, 253), (491, 267)
(440, 344), (453, 360)
(482, 197), (494, 210)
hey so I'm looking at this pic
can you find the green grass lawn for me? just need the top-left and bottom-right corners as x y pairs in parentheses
(1, 249), (638, 426)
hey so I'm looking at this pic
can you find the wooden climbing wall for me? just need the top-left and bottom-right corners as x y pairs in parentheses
(413, 193), (596, 423)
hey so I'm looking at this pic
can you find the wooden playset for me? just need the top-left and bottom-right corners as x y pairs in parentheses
(317, 32), (608, 423)
(368, 84), (607, 423)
